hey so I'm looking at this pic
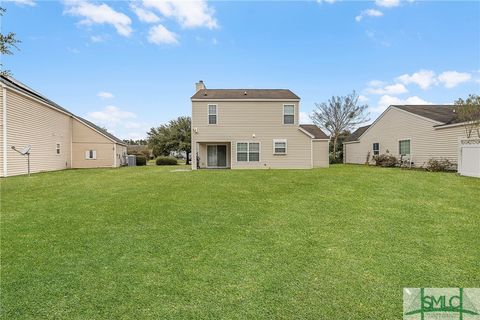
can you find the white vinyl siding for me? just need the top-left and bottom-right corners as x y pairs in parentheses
(283, 105), (295, 124)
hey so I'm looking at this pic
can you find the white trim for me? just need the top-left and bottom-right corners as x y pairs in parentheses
(343, 140), (360, 144)
(283, 104), (296, 125)
(235, 141), (261, 163)
(70, 118), (73, 167)
(298, 126), (315, 138)
(372, 142), (380, 156)
(113, 143), (117, 167)
(192, 98), (300, 102)
(273, 139), (287, 155)
(434, 121), (475, 130)
(206, 143), (229, 168)
(207, 104), (217, 125)
(312, 138), (330, 141)
(2, 85), (7, 176)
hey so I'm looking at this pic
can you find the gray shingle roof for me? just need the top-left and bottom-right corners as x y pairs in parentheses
(191, 89), (300, 100)
(346, 125), (370, 142)
(1, 75), (126, 146)
(299, 124), (329, 139)
(393, 105), (460, 125)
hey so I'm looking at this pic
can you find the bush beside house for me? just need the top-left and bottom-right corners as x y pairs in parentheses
(156, 157), (178, 165)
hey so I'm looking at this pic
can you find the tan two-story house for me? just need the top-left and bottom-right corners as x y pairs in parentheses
(191, 81), (329, 170)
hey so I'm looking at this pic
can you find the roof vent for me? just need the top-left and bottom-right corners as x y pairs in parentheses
(204, 92), (207, 96)
(244, 91), (247, 95)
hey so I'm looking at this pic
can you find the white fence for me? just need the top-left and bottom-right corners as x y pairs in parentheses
(458, 138), (480, 178)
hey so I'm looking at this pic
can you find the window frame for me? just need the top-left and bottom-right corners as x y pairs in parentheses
(236, 141), (261, 162)
(273, 139), (288, 155)
(372, 142), (380, 156)
(283, 104), (295, 125)
(207, 104), (218, 125)
(398, 139), (411, 156)
(56, 143), (61, 155)
(85, 149), (97, 160)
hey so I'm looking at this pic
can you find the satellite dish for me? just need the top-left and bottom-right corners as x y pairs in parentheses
(20, 145), (32, 155)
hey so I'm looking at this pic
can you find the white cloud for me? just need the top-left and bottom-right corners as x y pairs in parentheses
(397, 70), (437, 90)
(143, 0), (218, 29)
(375, 0), (400, 8)
(130, 3), (160, 23)
(437, 71), (472, 88)
(373, 95), (433, 113)
(366, 83), (408, 95)
(97, 91), (114, 99)
(300, 112), (311, 124)
(358, 95), (369, 103)
(5, 0), (36, 6)
(90, 35), (107, 42)
(124, 121), (142, 129)
(148, 24), (179, 45)
(86, 106), (136, 128)
(355, 9), (383, 22)
(64, 0), (132, 37)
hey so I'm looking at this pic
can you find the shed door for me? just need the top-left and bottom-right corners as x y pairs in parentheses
(461, 147), (480, 177)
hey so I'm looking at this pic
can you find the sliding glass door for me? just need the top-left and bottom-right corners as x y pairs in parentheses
(207, 145), (227, 168)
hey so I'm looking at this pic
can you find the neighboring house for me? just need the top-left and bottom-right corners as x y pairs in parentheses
(344, 105), (472, 167)
(0, 75), (127, 177)
(191, 81), (329, 169)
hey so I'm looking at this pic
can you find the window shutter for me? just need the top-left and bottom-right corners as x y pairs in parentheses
(85, 151), (89, 159)
(93, 150), (97, 159)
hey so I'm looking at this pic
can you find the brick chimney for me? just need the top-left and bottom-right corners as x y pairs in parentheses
(195, 80), (206, 92)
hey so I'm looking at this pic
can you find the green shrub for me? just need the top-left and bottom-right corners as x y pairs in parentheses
(373, 154), (397, 167)
(136, 155), (147, 166)
(156, 156), (178, 166)
(426, 158), (456, 172)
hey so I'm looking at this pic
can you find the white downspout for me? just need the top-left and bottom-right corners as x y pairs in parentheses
(2, 85), (7, 177)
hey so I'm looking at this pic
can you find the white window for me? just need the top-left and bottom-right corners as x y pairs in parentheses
(236, 142), (260, 162)
(56, 143), (61, 155)
(273, 139), (287, 154)
(373, 143), (379, 155)
(283, 105), (295, 124)
(208, 104), (217, 125)
(85, 150), (97, 160)
(399, 140), (410, 155)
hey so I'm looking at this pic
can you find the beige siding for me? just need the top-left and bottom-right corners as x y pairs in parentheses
(72, 119), (115, 168)
(191, 100), (313, 169)
(344, 107), (468, 167)
(312, 140), (329, 168)
(4, 89), (72, 176)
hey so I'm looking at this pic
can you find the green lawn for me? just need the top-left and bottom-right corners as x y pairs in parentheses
(1, 165), (479, 319)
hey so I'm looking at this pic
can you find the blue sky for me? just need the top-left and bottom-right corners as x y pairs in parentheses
(2, 0), (479, 140)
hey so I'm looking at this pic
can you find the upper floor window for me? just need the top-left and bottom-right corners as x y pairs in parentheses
(283, 105), (295, 124)
(399, 139), (410, 155)
(208, 104), (217, 124)
(373, 143), (379, 155)
(56, 143), (61, 155)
